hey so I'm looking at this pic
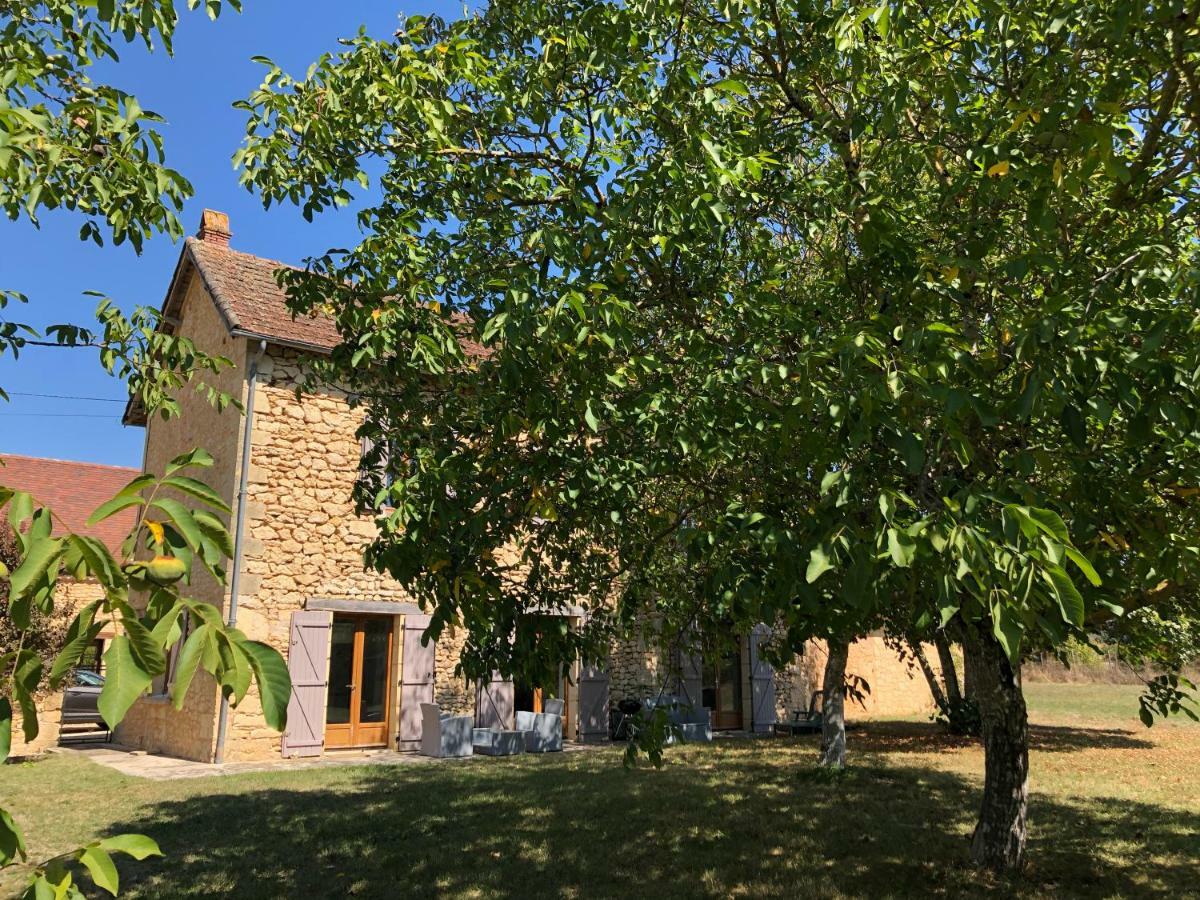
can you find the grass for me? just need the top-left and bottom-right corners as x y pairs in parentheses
(1, 684), (1197, 899)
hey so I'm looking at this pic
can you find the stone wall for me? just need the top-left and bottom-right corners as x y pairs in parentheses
(118, 273), (247, 761)
(601, 625), (938, 726)
(221, 346), (478, 760)
(608, 627), (663, 702)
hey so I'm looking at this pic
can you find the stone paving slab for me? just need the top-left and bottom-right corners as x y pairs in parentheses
(56, 740), (605, 781)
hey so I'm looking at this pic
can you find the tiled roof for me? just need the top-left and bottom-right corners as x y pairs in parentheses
(123, 220), (491, 426)
(0, 454), (140, 556)
(185, 236), (340, 351)
(183, 236), (489, 359)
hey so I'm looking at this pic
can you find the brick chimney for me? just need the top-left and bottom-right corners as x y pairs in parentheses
(197, 209), (231, 246)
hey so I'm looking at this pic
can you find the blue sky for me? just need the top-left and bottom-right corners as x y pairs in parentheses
(0, 1), (466, 467)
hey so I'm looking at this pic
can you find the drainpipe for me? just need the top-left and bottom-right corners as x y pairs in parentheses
(214, 339), (268, 764)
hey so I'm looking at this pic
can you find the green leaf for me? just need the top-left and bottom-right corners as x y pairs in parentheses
(1060, 403), (1087, 448)
(215, 633), (252, 705)
(7, 535), (64, 614)
(887, 528), (916, 567)
(0, 806), (26, 865)
(122, 615), (167, 677)
(66, 535), (121, 589)
(1044, 566), (1085, 627)
(991, 606), (1023, 665)
(160, 475), (232, 514)
(7, 491), (33, 532)
(149, 497), (206, 554)
(97, 636), (154, 728)
(584, 402), (600, 433)
(98, 834), (162, 861)
(79, 845), (119, 895)
(170, 624), (210, 710)
(239, 638), (291, 731)
(193, 510), (235, 558)
(86, 495), (143, 527)
(1063, 546), (1102, 587)
(806, 545), (835, 583)
(113, 473), (156, 498)
(1027, 507), (1070, 544)
(13, 652), (42, 742)
(165, 447), (214, 475)
(49, 602), (104, 687)
(711, 77), (750, 97)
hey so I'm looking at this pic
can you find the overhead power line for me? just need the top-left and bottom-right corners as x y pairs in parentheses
(0, 412), (116, 418)
(5, 391), (126, 403)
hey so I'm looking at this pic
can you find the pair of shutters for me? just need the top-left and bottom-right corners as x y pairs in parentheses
(281, 610), (437, 757)
(282, 609), (615, 754)
(673, 624), (777, 732)
(473, 665), (612, 741)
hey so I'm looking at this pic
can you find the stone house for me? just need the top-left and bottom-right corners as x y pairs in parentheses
(116, 211), (936, 763)
(0, 454), (138, 755)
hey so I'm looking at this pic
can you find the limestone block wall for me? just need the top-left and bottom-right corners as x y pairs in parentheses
(120, 275), (247, 761)
(798, 636), (939, 720)
(603, 626), (937, 726)
(221, 346), (477, 760)
(433, 626), (474, 716)
(607, 629), (662, 702)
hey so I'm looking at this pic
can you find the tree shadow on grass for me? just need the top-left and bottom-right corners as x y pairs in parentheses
(100, 742), (1197, 899)
(851, 720), (1154, 754)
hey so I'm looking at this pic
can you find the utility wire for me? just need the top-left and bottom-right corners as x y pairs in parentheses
(0, 412), (116, 418)
(5, 391), (126, 403)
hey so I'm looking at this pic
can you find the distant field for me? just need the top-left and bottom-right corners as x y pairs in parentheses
(1025, 682), (1196, 726)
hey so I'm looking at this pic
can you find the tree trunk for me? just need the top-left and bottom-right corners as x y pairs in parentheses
(962, 623), (1029, 871)
(909, 638), (949, 715)
(933, 630), (963, 705)
(819, 637), (849, 768)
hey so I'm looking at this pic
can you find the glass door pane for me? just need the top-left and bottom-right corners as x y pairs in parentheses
(326, 619), (355, 725)
(358, 618), (391, 724)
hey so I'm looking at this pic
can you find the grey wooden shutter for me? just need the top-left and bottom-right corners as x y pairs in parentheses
(398, 614), (436, 750)
(676, 640), (703, 706)
(282, 610), (331, 757)
(475, 672), (514, 730)
(576, 662), (610, 743)
(749, 623), (777, 732)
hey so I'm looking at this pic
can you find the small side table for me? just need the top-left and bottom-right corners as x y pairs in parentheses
(472, 728), (526, 756)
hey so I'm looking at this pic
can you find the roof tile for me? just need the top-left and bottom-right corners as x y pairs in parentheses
(0, 455), (140, 556)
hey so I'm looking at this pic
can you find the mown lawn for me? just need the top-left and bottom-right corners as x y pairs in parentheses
(2, 684), (1196, 899)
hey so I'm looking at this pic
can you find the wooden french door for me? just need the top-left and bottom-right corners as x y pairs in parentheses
(702, 642), (744, 730)
(325, 615), (393, 749)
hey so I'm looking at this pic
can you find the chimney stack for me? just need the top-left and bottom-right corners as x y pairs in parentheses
(197, 209), (231, 246)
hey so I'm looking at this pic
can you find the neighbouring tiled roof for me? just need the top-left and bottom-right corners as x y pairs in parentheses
(0, 454), (140, 556)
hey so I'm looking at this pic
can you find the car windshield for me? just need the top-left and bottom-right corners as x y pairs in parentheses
(74, 670), (104, 687)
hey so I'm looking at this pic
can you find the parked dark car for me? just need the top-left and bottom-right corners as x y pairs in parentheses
(61, 670), (106, 727)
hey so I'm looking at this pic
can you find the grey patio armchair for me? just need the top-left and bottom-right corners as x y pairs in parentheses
(420, 702), (474, 758)
(516, 698), (564, 753)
